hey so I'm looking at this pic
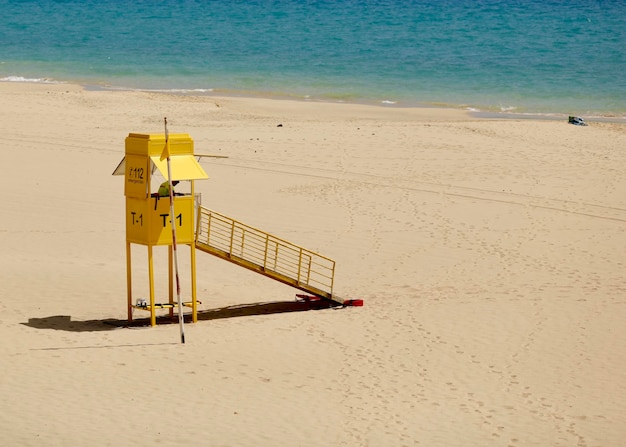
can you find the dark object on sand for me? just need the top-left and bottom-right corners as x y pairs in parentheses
(568, 116), (587, 126)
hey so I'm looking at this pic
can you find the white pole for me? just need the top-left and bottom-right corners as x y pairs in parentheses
(164, 117), (185, 344)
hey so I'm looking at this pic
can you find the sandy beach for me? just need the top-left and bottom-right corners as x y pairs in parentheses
(1, 81), (625, 446)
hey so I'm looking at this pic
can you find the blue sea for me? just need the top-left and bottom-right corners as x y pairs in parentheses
(1, 0), (625, 117)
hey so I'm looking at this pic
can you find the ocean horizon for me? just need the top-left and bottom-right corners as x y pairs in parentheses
(2, 0), (625, 118)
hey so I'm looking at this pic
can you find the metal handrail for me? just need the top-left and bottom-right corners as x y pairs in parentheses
(195, 207), (335, 296)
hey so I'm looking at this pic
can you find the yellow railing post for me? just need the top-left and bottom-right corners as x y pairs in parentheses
(240, 228), (246, 257)
(306, 255), (312, 285)
(263, 233), (269, 269)
(207, 210), (212, 244)
(297, 248), (303, 285)
(229, 220), (235, 255)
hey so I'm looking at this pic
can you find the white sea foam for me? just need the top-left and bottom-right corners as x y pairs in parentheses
(0, 75), (59, 84)
(381, 100), (397, 105)
(167, 88), (214, 93)
(139, 88), (214, 94)
(101, 85), (214, 94)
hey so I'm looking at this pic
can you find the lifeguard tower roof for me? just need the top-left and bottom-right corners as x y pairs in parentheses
(112, 133), (208, 181)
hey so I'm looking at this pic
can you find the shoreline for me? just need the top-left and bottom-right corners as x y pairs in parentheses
(3, 77), (625, 124)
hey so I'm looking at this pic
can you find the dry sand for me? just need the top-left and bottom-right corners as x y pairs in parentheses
(1, 81), (625, 446)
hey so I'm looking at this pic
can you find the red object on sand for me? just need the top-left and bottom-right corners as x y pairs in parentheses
(343, 299), (364, 307)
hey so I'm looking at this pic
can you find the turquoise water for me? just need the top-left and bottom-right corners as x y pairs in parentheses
(1, 0), (625, 116)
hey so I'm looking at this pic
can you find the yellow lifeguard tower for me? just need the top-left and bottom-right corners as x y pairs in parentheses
(113, 133), (208, 326)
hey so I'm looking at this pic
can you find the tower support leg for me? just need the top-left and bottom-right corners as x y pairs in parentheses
(126, 242), (133, 322)
(148, 245), (156, 327)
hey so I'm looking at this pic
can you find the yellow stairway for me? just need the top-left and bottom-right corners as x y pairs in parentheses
(195, 207), (344, 306)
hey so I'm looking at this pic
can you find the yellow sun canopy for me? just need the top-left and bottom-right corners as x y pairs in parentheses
(149, 155), (208, 181)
